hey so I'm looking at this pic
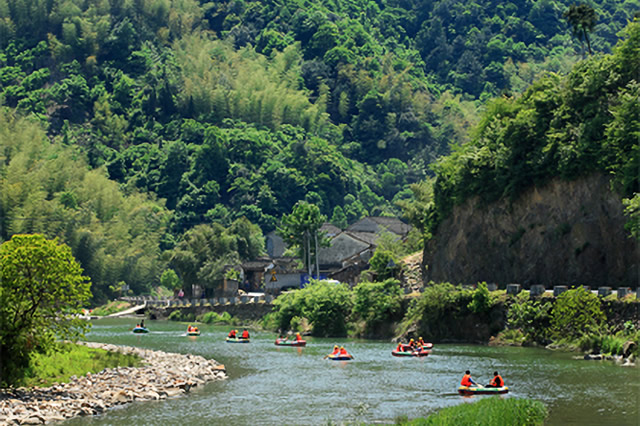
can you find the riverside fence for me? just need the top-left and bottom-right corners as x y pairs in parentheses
(121, 295), (276, 308)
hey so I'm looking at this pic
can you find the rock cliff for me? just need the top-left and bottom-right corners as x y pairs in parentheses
(423, 174), (638, 287)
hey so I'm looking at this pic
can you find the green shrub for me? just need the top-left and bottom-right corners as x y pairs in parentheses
(168, 310), (196, 322)
(493, 328), (527, 346)
(507, 291), (552, 344)
(352, 279), (403, 334)
(551, 287), (606, 340)
(600, 335), (625, 355)
(198, 311), (233, 324)
(266, 280), (353, 337)
(468, 282), (492, 314)
(400, 282), (473, 338)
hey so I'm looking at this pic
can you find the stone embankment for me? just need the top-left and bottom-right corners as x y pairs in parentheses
(0, 342), (227, 425)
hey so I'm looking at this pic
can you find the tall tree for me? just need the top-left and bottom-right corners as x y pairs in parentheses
(564, 4), (598, 55)
(277, 201), (326, 277)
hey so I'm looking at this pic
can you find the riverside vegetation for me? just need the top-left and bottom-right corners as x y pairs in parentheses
(395, 397), (548, 426)
(262, 281), (639, 360)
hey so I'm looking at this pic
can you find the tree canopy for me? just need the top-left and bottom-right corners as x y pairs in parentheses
(0, 234), (92, 386)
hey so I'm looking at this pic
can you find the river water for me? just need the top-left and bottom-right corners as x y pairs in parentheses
(65, 318), (639, 425)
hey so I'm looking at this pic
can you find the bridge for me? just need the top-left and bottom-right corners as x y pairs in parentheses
(120, 293), (276, 308)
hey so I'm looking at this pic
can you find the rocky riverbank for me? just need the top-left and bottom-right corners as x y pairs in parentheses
(0, 342), (227, 425)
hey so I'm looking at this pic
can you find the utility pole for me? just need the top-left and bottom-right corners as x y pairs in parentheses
(315, 231), (319, 279)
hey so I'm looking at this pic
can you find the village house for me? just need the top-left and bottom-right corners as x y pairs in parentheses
(249, 217), (411, 292)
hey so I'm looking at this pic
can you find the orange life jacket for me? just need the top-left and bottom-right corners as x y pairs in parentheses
(229, 331), (236, 338)
(461, 374), (474, 386)
(331, 348), (340, 355)
(295, 333), (302, 341)
(490, 375), (504, 387)
(241, 330), (249, 339)
(339, 348), (349, 356)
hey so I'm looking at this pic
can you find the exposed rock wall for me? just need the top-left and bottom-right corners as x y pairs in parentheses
(423, 175), (638, 287)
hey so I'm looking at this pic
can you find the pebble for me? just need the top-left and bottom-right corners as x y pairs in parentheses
(0, 342), (227, 425)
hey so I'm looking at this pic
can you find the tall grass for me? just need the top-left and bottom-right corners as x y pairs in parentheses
(397, 398), (547, 425)
(22, 343), (141, 387)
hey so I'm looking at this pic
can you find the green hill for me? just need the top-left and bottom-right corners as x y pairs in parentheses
(0, 0), (637, 300)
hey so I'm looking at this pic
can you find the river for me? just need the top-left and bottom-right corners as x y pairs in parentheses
(64, 318), (638, 425)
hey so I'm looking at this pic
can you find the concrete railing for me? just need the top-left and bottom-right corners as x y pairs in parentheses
(123, 294), (272, 307)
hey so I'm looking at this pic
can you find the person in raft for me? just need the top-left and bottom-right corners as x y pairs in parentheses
(486, 371), (504, 388)
(461, 370), (478, 387)
(241, 329), (250, 339)
(228, 329), (237, 338)
(295, 332), (303, 341)
(338, 346), (350, 357)
(396, 342), (404, 352)
(330, 345), (340, 356)
(417, 337), (425, 348)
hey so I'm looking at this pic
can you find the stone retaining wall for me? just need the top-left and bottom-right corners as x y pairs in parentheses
(0, 342), (226, 425)
(148, 303), (274, 321)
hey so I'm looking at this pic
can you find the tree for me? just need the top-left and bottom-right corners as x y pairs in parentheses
(0, 234), (92, 386)
(160, 269), (182, 292)
(277, 201), (327, 277)
(564, 4), (597, 55)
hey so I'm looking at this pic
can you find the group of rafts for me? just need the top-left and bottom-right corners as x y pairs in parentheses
(134, 325), (508, 395)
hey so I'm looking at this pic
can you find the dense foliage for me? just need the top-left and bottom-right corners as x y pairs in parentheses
(425, 22), (640, 231)
(0, 108), (170, 303)
(550, 287), (606, 340)
(0, 234), (91, 386)
(352, 278), (404, 335)
(264, 280), (354, 337)
(506, 291), (552, 344)
(0, 0), (636, 303)
(167, 218), (265, 297)
(0, 0), (635, 237)
(264, 278), (403, 337)
(402, 282), (504, 339)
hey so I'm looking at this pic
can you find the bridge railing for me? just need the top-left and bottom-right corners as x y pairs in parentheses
(120, 294), (275, 307)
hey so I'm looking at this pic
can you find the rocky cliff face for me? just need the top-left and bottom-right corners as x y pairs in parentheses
(423, 175), (638, 287)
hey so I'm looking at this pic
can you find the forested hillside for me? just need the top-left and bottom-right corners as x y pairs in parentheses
(419, 22), (639, 287)
(0, 0), (637, 301)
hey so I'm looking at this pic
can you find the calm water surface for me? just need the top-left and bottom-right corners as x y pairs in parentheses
(65, 318), (639, 425)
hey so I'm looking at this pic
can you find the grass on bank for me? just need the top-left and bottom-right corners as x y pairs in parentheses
(394, 397), (548, 425)
(22, 343), (141, 387)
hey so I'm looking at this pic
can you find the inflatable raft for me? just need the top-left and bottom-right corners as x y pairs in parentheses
(275, 338), (306, 347)
(391, 348), (431, 357)
(327, 354), (353, 361)
(458, 386), (509, 395)
(226, 337), (250, 343)
(187, 330), (201, 336)
(132, 327), (149, 334)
